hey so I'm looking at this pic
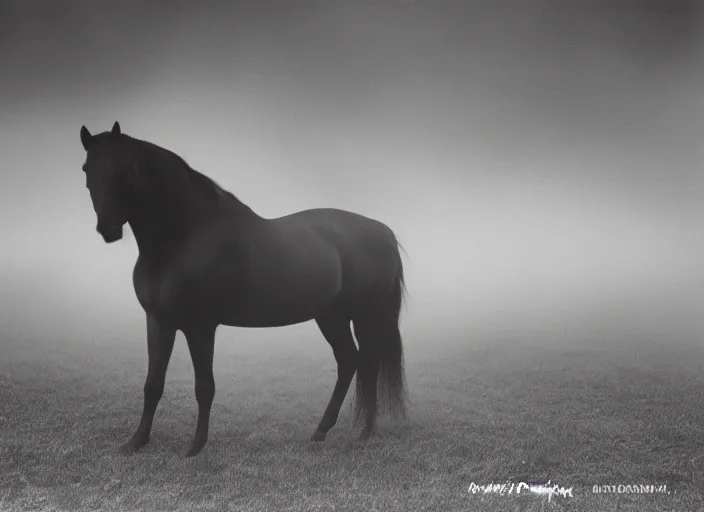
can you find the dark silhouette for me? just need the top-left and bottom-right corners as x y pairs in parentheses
(79, 122), (407, 457)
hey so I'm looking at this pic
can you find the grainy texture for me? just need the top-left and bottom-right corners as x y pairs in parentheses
(1, 333), (703, 512)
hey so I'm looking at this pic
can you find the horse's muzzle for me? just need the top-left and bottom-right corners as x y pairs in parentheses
(97, 222), (123, 243)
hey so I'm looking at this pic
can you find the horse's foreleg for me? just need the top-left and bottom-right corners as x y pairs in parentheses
(120, 315), (176, 454)
(183, 323), (217, 457)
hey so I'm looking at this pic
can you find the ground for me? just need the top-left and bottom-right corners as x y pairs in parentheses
(1, 324), (703, 511)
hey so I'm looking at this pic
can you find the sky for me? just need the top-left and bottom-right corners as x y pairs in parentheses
(1, 0), (702, 352)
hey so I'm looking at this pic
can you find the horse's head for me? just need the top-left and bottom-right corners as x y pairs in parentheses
(80, 121), (138, 243)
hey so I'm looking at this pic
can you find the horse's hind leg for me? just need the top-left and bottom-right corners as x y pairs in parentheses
(351, 315), (380, 440)
(311, 311), (359, 442)
(183, 323), (217, 457)
(120, 315), (176, 454)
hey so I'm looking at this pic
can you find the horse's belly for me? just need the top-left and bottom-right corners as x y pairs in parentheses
(220, 298), (321, 328)
(220, 246), (342, 327)
(218, 284), (337, 328)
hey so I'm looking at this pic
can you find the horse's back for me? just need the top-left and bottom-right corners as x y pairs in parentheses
(275, 208), (395, 242)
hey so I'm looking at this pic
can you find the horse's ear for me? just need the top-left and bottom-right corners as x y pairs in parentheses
(80, 125), (93, 150)
(111, 121), (121, 136)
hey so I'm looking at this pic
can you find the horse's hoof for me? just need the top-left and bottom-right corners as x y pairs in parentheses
(118, 438), (147, 455)
(183, 440), (206, 458)
(310, 430), (326, 442)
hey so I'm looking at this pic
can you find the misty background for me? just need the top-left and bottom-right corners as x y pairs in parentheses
(1, 0), (702, 360)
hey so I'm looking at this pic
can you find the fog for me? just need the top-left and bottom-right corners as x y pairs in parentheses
(1, 1), (702, 358)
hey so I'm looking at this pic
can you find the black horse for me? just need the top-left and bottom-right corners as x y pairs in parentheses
(79, 122), (407, 456)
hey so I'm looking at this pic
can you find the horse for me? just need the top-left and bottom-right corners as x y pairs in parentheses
(79, 122), (407, 457)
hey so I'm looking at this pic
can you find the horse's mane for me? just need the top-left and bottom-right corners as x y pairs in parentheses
(127, 136), (245, 209)
(177, 154), (234, 201)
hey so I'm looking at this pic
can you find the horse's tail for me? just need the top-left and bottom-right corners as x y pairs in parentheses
(353, 240), (408, 424)
(378, 250), (407, 420)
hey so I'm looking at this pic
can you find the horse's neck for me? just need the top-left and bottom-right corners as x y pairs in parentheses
(129, 206), (185, 264)
(128, 143), (260, 261)
(128, 173), (256, 262)
(128, 165), (205, 260)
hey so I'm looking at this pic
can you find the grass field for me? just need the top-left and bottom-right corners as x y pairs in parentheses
(1, 320), (703, 512)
